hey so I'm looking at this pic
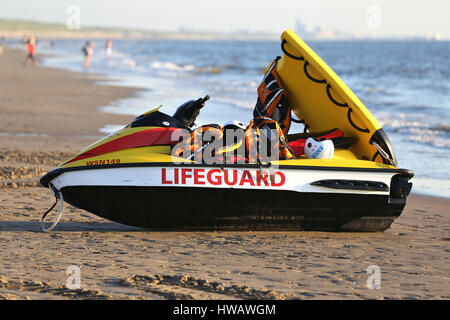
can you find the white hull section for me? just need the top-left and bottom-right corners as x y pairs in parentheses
(50, 166), (394, 196)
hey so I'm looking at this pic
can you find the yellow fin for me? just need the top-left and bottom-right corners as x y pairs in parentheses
(141, 105), (163, 116)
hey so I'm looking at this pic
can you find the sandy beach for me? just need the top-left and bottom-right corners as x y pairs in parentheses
(0, 48), (449, 300)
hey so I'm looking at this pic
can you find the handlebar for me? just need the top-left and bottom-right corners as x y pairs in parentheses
(173, 95), (211, 128)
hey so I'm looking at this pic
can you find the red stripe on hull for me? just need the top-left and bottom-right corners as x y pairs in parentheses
(64, 127), (181, 165)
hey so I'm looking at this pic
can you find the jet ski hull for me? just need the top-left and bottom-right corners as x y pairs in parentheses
(42, 164), (412, 232)
(57, 186), (402, 231)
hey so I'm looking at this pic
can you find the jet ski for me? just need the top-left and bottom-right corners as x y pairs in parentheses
(40, 30), (413, 232)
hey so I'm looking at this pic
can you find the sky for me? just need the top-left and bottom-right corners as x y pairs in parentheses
(1, 0), (448, 39)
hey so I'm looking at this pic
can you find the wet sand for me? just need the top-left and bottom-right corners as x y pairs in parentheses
(0, 47), (449, 300)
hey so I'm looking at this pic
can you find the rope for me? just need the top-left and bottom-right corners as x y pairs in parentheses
(371, 141), (396, 166)
(304, 61), (326, 83)
(290, 115), (304, 124)
(41, 188), (65, 232)
(326, 84), (348, 108)
(372, 151), (381, 162)
(347, 108), (370, 133)
(281, 40), (304, 60)
(279, 138), (296, 159)
(303, 124), (310, 133)
(290, 116), (309, 133)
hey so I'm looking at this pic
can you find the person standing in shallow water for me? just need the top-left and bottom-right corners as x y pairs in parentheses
(82, 41), (95, 68)
(23, 36), (38, 67)
(105, 39), (112, 60)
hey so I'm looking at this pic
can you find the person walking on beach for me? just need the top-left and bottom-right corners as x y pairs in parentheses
(23, 36), (38, 67)
(105, 39), (112, 60)
(82, 41), (95, 68)
(0, 36), (5, 55)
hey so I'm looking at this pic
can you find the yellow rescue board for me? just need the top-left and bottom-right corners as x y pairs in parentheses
(278, 29), (381, 162)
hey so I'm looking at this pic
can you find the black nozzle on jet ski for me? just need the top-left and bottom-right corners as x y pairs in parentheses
(173, 95), (210, 128)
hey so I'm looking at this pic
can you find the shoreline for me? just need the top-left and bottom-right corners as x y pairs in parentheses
(0, 47), (139, 187)
(0, 45), (449, 300)
(0, 48), (140, 137)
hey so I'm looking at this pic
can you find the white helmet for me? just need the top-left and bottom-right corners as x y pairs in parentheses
(223, 120), (246, 130)
(304, 138), (334, 159)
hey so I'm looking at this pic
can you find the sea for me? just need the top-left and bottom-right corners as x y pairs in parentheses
(7, 37), (450, 197)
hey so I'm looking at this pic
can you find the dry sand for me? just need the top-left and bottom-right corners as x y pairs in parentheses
(0, 48), (449, 300)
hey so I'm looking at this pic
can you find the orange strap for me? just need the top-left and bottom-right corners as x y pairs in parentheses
(245, 117), (294, 162)
(254, 57), (291, 135)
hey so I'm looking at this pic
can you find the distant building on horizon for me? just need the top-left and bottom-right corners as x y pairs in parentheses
(430, 33), (441, 41)
(294, 18), (360, 40)
(295, 18), (338, 40)
(295, 19), (313, 38)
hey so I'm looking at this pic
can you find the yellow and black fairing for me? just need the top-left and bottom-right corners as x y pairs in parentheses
(40, 107), (191, 188)
(41, 96), (212, 174)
